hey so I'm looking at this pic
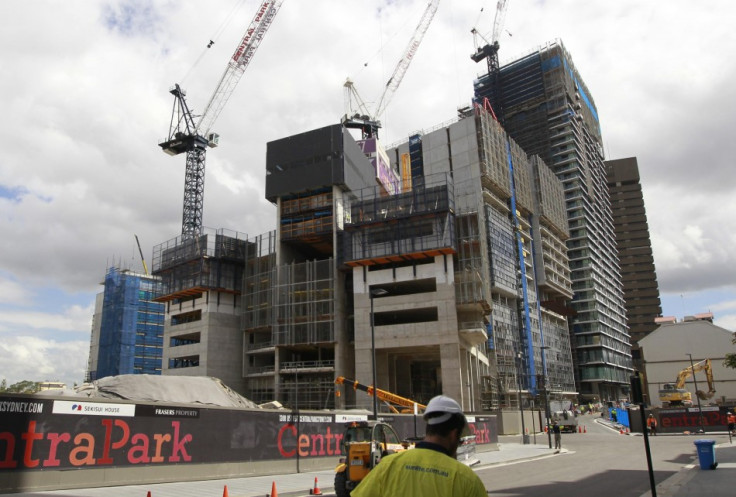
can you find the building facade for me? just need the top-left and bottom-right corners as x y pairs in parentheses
(474, 40), (631, 401)
(87, 267), (165, 381)
(234, 109), (576, 412)
(151, 228), (248, 394)
(639, 315), (736, 407)
(605, 157), (662, 372)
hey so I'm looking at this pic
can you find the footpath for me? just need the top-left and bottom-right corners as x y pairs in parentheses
(596, 416), (736, 497)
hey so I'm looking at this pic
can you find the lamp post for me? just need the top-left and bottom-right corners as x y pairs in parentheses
(370, 288), (388, 419)
(516, 351), (528, 444)
(540, 345), (552, 449)
(687, 353), (705, 434)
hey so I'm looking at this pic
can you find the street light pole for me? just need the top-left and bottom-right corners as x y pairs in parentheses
(687, 353), (705, 434)
(516, 351), (528, 444)
(540, 345), (552, 449)
(370, 288), (388, 419)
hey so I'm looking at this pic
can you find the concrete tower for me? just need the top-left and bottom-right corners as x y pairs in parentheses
(605, 157), (662, 372)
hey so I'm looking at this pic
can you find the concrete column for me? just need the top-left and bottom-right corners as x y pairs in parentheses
(440, 343), (465, 408)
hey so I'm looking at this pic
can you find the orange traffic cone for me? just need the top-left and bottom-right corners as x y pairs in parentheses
(584, 425), (587, 433)
(268, 481), (278, 497)
(578, 426), (582, 433)
(223, 485), (229, 497)
(146, 492), (151, 497)
(310, 477), (323, 495)
(544, 426), (548, 433)
(619, 428), (624, 434)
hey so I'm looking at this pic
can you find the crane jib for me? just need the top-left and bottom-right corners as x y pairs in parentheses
(232, 1), (273, 63)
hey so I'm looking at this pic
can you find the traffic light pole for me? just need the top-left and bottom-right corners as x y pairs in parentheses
(632, 371), (656, 497)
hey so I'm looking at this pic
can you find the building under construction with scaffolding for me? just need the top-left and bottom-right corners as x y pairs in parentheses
(148, 111), (577, 413)
(151, 228), (250, 393)
(201, 105), (574, 411)
(475, 40), (631, 401)
(87, 267), (165, 381)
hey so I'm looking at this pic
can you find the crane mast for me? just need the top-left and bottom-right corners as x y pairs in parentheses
(159, 0), (284, 238)
(343, 0), (440, 138)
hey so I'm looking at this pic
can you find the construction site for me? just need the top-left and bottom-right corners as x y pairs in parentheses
(103, 1), (613, 417)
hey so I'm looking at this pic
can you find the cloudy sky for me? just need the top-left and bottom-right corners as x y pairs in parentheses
(2, 0), (735, 387)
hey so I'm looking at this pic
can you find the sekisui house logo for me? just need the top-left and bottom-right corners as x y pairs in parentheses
(52, 400), (136, 417)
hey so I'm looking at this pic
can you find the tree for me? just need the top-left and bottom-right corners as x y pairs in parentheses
(725, 333), (736, 369)
(0, 380), (40, 393)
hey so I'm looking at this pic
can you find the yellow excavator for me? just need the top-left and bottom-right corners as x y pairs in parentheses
(659, 359), (716, 407)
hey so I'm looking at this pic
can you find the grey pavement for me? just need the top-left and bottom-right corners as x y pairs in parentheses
(641, 440), (736, 497)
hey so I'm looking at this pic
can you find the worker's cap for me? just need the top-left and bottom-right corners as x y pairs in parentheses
(424, 395), (464, 425)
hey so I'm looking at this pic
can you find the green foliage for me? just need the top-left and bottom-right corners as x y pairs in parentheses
(0, 379), (41, 393)
(726, 334), (736, 370)
(725, 354), (736, 369)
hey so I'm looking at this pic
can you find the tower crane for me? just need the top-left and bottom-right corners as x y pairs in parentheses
(343, 0), (440, 138)
(471, 0), (509, 122)
(159, 1), (284, 238)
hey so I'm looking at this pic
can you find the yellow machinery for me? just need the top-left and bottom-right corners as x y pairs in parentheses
(334, 420), (414, 497)
(659, 359), (716, 407)
(333, 377), (426, 496)
(334, 376), (426, 414)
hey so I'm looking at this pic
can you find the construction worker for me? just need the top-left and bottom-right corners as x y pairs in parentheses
(647, 414), (658, 436)
(727, 411), (736, 434)
(351, 395), (487, 497)
(552, 420), (562, 450)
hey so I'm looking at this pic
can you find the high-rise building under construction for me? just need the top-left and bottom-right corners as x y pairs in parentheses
(474, 41), (632, 400)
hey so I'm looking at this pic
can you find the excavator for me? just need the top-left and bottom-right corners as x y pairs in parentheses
(333, 377), (425, 496)
(659, 359), (716, 407)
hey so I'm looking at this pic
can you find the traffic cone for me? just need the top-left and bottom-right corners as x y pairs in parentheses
(309, 476), (323, 495)
(268, 481), (278, 497)
(578, 426), (582, 433)
(619, 428), (624, 434)
(223, 485), (229, 497)
(146, 492), (151, 497)
(544, 426), (548, 433)
(584, 425), (587, 433)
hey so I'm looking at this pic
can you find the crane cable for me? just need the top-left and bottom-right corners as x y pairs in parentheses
(180, 0), (249, 86)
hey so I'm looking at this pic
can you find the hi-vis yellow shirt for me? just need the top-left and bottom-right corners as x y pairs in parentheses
(351, 443), (486, 497)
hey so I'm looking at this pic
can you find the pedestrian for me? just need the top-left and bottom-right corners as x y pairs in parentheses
(611, 407), (617, 423)
(647, 414), (658, 436)
(727, 411), (735, 434)
(552, 420), (562, 450)
(352, 395), (487, 497)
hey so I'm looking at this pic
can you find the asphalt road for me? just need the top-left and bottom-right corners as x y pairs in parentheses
(475, 415), (726, 497)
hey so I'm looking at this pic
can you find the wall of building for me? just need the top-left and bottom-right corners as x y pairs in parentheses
(605, 156), (662, 350)
(639, 320), (736, 406)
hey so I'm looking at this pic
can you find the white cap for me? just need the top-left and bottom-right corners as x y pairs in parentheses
(424, 395), (463, 425)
